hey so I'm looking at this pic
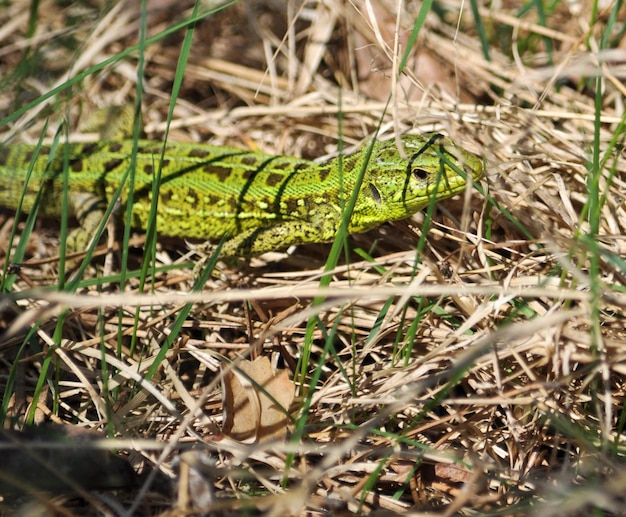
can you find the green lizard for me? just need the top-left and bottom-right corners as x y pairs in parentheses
(0, 132), (483, 257)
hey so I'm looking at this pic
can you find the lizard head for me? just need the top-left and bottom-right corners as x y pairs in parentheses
(350, 133), (483, 231)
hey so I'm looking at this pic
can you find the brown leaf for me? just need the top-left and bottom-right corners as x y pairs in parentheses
(434, 462), (473, 483)
(221, 356), (295, 443)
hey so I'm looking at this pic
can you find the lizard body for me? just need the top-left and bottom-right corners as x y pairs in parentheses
(0, 134), (482, 256)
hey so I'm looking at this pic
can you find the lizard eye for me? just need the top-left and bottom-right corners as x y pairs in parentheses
(412, 168), (430, 181)
(369, 183), (382, 204)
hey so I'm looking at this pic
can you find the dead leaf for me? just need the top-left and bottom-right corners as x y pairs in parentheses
(434, 462), (473, 483)
(221, 356), (295, 443)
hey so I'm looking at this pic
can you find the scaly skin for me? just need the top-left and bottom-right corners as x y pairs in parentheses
(0, 134), (483, 256)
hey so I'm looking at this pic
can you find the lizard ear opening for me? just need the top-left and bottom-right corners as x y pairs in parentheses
(369, 183), (382, 204)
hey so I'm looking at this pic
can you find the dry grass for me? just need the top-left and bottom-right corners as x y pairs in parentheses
(0, 0), (625, 515)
